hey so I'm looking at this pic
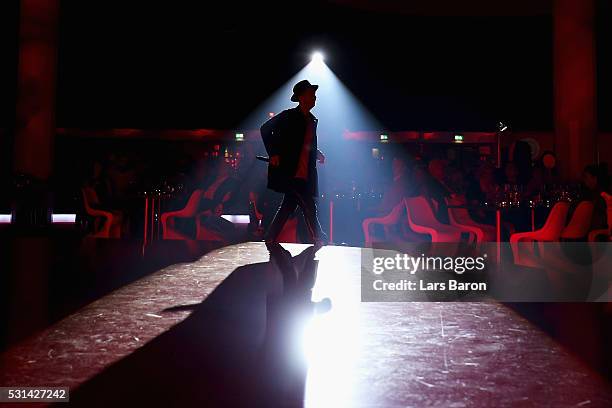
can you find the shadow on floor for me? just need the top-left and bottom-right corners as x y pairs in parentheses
(63, 244), (324, 407)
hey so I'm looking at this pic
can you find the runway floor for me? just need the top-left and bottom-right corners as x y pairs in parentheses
(1, 242), (611, 407)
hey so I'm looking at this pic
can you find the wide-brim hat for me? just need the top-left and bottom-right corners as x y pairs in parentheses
(290, 80), (319, 102)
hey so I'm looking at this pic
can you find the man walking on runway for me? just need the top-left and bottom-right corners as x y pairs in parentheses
(260, 79), (328, 246)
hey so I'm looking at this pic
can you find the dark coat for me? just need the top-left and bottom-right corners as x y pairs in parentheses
(260, 107), (319, 196)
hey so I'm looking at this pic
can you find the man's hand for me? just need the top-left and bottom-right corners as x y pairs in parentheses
(270, 155), (280, 167)
(317, 150), (325, 164)
(214, 203), (223, 217)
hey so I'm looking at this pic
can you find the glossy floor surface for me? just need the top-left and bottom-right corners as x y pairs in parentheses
(1, 242), (611, 407)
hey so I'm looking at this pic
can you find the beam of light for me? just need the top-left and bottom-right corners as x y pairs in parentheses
(242, 54), (381, 133)
(0, 214), (12, 223)
(311, 51), (324, 64)
(240, 53), (431, 245)
(241, 54), (384, 202)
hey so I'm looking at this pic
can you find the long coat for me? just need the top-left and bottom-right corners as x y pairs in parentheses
(260, 107), (319, 197)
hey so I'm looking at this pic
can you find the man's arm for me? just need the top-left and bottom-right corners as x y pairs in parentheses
(260, 111), (285, 158)
(317, 149), (325, 164)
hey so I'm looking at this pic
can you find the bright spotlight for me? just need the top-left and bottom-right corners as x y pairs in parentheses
(311, 51), (324, 63)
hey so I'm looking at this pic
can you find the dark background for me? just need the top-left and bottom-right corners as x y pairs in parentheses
(1, 0), (611, 132)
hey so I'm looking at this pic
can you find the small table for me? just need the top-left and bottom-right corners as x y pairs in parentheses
(139, 190), (176, 254)
(448, 203), (550, 264)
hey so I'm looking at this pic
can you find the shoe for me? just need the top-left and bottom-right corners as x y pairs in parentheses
(313, 297), (332, 314)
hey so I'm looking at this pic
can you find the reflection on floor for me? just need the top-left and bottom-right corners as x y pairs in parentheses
(1, 242), (611, 407)
(0, 232), (222, 349)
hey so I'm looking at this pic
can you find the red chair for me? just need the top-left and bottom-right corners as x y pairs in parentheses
(446, 198), (496, 243)
(362, 202), (405, 246)
(161, 189), (203, 239)
(560, 201), (594, 240)
(588, 192), (612, 242)
(510, 201), (570, 266)
(404, 196), (463, 242)
(195, 190), (236, 241)
(81, 187), (120, 238)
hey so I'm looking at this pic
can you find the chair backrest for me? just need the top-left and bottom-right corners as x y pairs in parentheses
(182, 189), (204, 216)
(448, 207), (472, 226)
(81, 187), (100, 214)
(445, 195), (472, 226)
(561, 201), (594, 239)
(405, 196), (440, 226)
(538, 201), (570, 241)
(603, 192), (612, 231)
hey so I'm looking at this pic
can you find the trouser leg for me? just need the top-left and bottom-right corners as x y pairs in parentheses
(265, 193), (298, 242)
(293, 190), (325, 242)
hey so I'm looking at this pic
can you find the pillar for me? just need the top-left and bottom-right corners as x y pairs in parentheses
(12, 0), (59, 225)
(13, 0), (59, 180)
(553, 0), (597, 181)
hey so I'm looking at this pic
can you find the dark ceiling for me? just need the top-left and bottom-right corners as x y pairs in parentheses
(2, 0), (611, 132)
(51, 1), (557, 131)
(329, 0), (553, 16)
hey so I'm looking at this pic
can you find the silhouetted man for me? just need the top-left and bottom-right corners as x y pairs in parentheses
(260, 80), (327, 246)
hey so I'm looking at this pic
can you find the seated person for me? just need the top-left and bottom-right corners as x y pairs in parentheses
(380, 157), (411, 214)
(197, 160), (241, 241)
(422, 159), (453, 223)
(362, 157), (423, 243)
(581, 163), (610, 232)
(198, 161), (238, 213)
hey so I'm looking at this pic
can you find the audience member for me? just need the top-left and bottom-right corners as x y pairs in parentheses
(423, 159), (452, 223)
(581, 163), (610, 231)
(379, 157), (410, 214)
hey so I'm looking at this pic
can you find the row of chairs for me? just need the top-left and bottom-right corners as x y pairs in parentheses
(363, 196), (496, 245)
(510, 194), (612, 267)
(363, 193), (612, 246)
(511, 192), (612, 243)
(160, 189), (225, 241)
(82, 187), (227, 240)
